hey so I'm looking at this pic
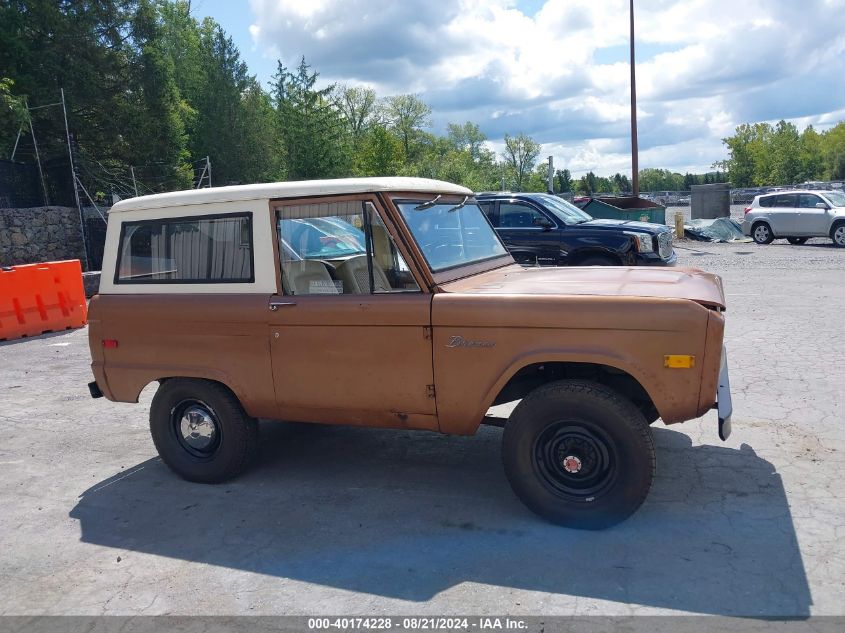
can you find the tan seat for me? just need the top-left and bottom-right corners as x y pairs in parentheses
(370, 224), (393, 272)
(285, 260), (339, 295)
(335, 255), (391, 294)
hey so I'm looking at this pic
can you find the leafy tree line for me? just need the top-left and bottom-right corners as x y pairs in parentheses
(1, 0), (813, 200)
(717, 120), (845, 187)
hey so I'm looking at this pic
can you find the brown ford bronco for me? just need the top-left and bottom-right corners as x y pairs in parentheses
(87, 177), (732, 529)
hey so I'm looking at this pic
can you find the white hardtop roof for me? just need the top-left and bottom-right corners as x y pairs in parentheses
(110, 177), (473, 213)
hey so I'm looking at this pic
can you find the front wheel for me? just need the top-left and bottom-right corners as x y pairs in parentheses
(150, 378), (258, 483)
(502, 380), (655, 529)
(578, 256), (617, 266)
(787, 237), (808, 245)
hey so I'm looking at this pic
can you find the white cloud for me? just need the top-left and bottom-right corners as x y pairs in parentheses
(248, 0), (845, 176)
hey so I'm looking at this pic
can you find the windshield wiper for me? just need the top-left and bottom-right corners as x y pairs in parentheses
(447, 196), (470, 212)
(414, 195), (442, 210)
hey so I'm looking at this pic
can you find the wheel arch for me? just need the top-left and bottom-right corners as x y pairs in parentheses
(480, 355), (659, 427)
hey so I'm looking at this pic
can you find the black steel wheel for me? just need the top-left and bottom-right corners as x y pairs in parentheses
(502, 380), (655, 529)
(150, 378), (258, 483)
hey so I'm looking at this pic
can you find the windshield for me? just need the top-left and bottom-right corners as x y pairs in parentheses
(397, 200), (509, 272)
(536, 194), (593, 224)
(822, 191), (845, 207)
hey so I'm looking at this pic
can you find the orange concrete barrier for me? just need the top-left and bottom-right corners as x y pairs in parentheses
(0, 260), (88, 341)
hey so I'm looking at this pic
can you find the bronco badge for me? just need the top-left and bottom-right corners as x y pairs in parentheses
(446, 335), (496, 349)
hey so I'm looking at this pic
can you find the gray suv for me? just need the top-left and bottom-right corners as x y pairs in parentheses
(742, 189), (845, 246)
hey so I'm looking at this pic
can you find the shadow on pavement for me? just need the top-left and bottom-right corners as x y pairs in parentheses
(70, 424), (811, 616)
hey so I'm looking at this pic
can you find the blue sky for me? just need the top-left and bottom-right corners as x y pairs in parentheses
(192, 0), (845, 177)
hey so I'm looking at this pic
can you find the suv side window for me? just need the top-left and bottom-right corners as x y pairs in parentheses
(772, 194), (798, 208)
(276, 201), (420, 296)
(759, 196), (774, 208)
(498, 202), (549, 229)
(116, 213), (253, 283)
(798, 194), (823, 208)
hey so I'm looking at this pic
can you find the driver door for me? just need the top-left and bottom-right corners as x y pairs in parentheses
(493, 201), (561, 266)
(267, 195), (438, 431)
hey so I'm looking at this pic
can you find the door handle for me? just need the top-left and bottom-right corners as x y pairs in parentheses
(269, 298), (297, 311)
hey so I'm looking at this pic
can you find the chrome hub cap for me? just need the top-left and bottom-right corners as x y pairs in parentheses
(835, 226), (845, 245)
(171, 400), (221, 457)
(754, 226), (769, 241)
(180, 406), (217, 450)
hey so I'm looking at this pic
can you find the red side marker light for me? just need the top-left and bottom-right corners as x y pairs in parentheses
(102, 339), (119, 349)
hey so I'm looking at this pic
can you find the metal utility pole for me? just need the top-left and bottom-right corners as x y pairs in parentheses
(206, 156), (212, 188)
(546, 155), (554, 193)
(630, 0), (640, 196)
(130, 166), (139, 197)
(61, 88), (90, 271)
(25, 100), (49, 206)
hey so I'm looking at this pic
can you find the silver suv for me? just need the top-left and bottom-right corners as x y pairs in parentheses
(742, 189), (845, 246)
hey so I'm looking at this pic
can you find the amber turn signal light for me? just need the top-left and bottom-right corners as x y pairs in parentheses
(664, 354), (694, 368)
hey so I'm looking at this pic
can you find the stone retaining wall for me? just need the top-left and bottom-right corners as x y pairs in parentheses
(0, 206), (87, 268)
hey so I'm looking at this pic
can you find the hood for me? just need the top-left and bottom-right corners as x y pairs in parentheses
(441, 265), (726, 309)
(579, 218), (669, 234)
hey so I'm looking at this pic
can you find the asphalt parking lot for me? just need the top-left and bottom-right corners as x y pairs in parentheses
(1, 237), (844, 617)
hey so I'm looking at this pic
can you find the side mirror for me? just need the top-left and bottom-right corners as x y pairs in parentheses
(533, 217), (554, 230)
(816, 202), (830, 210)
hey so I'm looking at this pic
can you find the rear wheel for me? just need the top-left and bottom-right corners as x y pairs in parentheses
(150, 378), (258, 483)
(502, 380), (655, 529)
(752, 222), (774, 244)
(832, 223), (845, 248)
(787, 237), (808, 245)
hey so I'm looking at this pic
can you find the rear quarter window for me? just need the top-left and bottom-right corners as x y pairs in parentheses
(115, 213), (254, 284)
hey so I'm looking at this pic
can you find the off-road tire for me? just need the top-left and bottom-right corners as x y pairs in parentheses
(752, 222), (774, 244)
(787, 237), (808, 245)
(502, 379), (655, 529)
(831, 222), (845, 248)
(150, 378), (258, 483)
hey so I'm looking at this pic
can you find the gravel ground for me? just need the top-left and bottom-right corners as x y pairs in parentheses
(1, 240), (844, 617)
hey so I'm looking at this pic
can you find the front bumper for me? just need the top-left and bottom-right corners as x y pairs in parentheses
(636, 250), (677, 266)
(717, 346), (733, 441)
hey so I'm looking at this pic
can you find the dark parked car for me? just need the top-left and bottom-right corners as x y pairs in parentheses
(476, 192), (676, 266)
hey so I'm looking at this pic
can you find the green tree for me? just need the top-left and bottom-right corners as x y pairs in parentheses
(0, 0), (141, 162)
(768, 120), (801, 185)
(272, 57), (348, 180)
(822, 122), (845, 180)
(125, 0), (191, 188)
(613, 172), (631, 193)
(447, 121), (487, 160)
(556, 168), (572, 193)
(502, 133), (540, 192)
(335, 84), (379, 146)
(355, 124), (402, 176)
(798, 125), (824, 181)
(0, 78), (29, 138)
(384, 94), (431, 161)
